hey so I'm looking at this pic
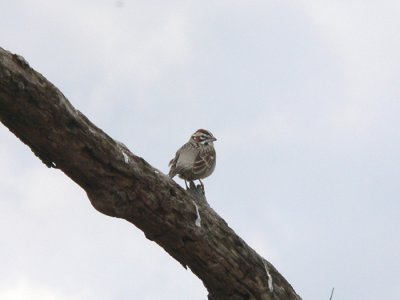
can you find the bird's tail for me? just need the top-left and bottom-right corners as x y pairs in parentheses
(168, 159), (176, 178)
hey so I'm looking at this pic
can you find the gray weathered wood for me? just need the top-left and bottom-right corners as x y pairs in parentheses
(0, 47), (301, 300)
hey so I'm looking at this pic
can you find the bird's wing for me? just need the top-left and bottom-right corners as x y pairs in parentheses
(192, 149), (216, 175)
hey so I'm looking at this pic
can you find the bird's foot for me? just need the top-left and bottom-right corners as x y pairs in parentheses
(186, 180), (206, 201)
(187, 181), (204, 193)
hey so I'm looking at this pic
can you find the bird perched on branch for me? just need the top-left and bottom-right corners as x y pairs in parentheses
(169, 129), (217, 189)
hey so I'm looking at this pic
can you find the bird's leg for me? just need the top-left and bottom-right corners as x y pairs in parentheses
(184, 180), (189, 189)
(198, 179), (204, 190)
(189, 181), (196, 190)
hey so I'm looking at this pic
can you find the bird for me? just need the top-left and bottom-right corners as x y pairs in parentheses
(168, 129), (217, 189)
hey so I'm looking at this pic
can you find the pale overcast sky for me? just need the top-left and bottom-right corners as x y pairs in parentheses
(1, 1), (400, 299)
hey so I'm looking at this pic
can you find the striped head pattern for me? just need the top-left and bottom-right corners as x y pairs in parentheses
(190, 129), (217, 145)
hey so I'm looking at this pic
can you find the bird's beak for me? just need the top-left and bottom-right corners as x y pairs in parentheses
(210, 137), (217, 142)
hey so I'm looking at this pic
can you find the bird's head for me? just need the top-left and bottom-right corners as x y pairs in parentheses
(190, 129), (217, 145)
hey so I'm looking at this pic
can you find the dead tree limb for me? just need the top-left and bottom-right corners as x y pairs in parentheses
(0, 47), (301, 300)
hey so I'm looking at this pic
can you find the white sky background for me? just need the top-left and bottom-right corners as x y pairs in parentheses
(1, 0), (400, 299)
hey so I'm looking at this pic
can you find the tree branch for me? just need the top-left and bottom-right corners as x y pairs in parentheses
(0, 47), (301, 300)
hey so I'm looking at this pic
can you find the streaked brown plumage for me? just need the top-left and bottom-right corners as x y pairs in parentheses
(169, 129), (217, 189)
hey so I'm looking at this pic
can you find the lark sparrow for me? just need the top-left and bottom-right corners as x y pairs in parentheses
(169, 129), (217, 189)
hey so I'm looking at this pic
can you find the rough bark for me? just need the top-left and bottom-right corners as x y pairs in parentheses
(0, 47), (301, 300)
